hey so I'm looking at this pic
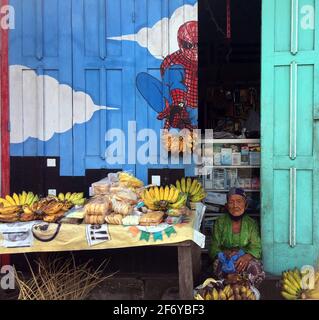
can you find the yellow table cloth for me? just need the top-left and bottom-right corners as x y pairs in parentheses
(0, 213), (197, 254)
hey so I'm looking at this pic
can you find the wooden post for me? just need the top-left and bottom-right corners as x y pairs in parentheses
(178, 243), (194, 300)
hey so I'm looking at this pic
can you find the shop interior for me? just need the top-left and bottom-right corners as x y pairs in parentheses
(198, 0), (262, 252)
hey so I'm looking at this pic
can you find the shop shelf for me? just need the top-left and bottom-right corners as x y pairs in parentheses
(201, 139), (261, 144)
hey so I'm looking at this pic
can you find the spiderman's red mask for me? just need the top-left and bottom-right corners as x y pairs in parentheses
(177, 21), (198, 62)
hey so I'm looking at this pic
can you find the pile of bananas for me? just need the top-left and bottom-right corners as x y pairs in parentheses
(0, 191), (39, 207)
(30, 196), (73, 223)
(281, 268), (319, 300)
(58, 192), (86, 206)
(175, 178), (206, 202)
(119, 172), (144, 188)
(142, 186), (187, 211)
(0, 192), (40, 223)
(194, 278), (257, 301)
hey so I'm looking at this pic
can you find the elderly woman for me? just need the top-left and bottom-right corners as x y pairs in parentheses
(210, 188), (265, 287)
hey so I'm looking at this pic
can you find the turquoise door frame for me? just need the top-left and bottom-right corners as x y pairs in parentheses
(261, 0), (319, 274)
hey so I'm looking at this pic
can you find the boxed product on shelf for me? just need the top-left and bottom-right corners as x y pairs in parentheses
(206, 192), (227, 206)
(232, 153), (241, 166)
(213, 169), (225, 189)
(221, 148), (232, 165)
(237, 177), (246, 189)
(249, 151), (261, 166)
(214, 153), (221, 166)
(241, 146), (249, 165)
(244, 178), (252, 189)
(224, 169), (238, 189)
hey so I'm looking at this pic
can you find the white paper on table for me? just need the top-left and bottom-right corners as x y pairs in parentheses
(193, 230), (206, 249)
(0, 221), (38, 248)
(194, 203), (206, 231)
(86, 224), (111, 246)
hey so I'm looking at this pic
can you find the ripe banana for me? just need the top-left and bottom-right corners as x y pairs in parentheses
(58, 193), (65, 201)
(186, 178), (192, 193)
(189, 179), (198, 195)
(154, 187), (160, 202)
(65, 192), (71, 201)
(281, 291), (298, 300)
(164, 186), (170, 201)
(13, 193), (20, 205)
(0, 205), (21, 215)
(181, 178), (186, 193)
(0, 198), (13, 207)
(176, 180), (181, 191)
(159, 187), (164, 201)
(6, 195), (16, 206)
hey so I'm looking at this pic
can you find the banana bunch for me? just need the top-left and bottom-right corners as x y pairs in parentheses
(0, 191), (38, 207)
(175, 178), (206, 202)
(142, 186), (186, 211)
(281, 268), (303, 300)
(282, 268), (319, 300)
(119, 172), (144, 188)
(162, 130), (197, 154)
(195, 284), (256, 301)
(58, 192), (86, 206)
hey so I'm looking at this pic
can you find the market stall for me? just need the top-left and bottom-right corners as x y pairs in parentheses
(0, 172), (207, 299)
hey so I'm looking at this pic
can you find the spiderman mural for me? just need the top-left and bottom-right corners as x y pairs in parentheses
(137, 21), (198, 130)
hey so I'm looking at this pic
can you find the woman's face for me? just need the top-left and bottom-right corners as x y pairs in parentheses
(227, 195), (246, 217)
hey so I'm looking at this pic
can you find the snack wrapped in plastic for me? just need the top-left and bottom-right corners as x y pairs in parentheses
(105, 214), (123, 225)
(122, 215), (140, 226)
(118, 172), (144, 189)
(111, 199), (133, 216)
(92, 178), (111, 195)
(139, 211), (164, 226)
(84, 196), (112, 216)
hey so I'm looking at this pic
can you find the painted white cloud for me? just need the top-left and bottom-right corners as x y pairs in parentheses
(109, 3), (198, 59)
(10, 65), (118, 144)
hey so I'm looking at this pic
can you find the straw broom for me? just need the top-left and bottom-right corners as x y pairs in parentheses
(14, 254), (117, 300)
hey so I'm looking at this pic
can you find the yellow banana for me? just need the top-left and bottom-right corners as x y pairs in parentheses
(193, 183), (203, 196)
(281, 291), (298, 300)
(286, 272), (302, 291)
(163, 186), (169, 201)
(65, 192), (71, 201)
(186, 178), (192, 193)
(169, 194), (187, 209)
(283, 284), (298, 296)
(148, 188), (155, 199)
(170, 188), (180, 203)
(22, 205), (34, 215)
(176, 180), (181, 191)
(154, 187), (160, 202)
(6, 195), (16, 206)
(212, 288), (219, 300)
(22, 191), (28, 205)
(0, 205), (21, 215)
(189, 179), (198, 195)
(167, 187), (175, 202)
(26, 192), (34, 205)
(159, 187), (164, 200)
(292, 269), (302, 287)
(0, 198), (12, 207)
(58, 193), (65, 201)
(283, 278), (300, 294)
(13, 193), (20, 206)
(181, 178), (186, 193)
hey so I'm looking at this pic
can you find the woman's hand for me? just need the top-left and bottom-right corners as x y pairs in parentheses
(235, 254), (253, 273)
